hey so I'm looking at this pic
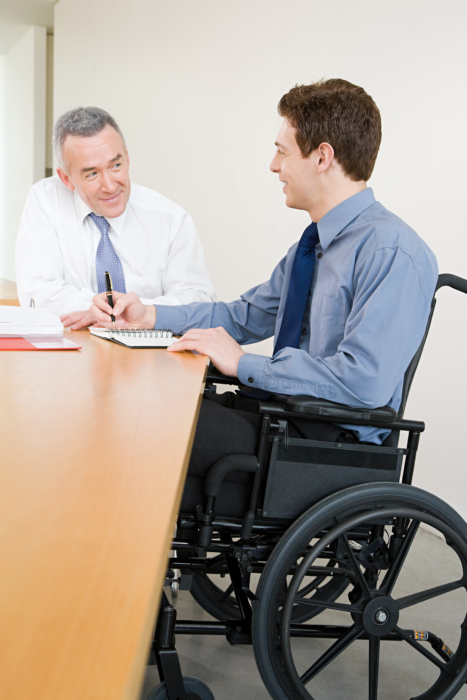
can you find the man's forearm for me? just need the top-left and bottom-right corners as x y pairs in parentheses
(17, 279), (95, 317)
(154, 299), (276, 344)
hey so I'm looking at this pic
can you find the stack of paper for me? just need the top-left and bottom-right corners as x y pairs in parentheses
(0, 307), (63, 337)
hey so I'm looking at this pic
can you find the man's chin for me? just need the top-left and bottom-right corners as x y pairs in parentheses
(285, 197), (298, 210)
(100, 206), (126, 218)
(97, 197), (128, 218)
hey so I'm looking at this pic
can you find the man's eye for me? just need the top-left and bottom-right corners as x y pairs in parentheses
(87, 171), (97, 179)
(113, 162), (121, 169)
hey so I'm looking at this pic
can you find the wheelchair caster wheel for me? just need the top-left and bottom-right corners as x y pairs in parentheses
(146, 675), (215, 700)
(171, 580), (179, 596)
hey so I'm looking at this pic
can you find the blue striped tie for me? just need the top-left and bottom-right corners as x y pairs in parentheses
(90, 213), (127, 294)
(274, 222), (319, 354)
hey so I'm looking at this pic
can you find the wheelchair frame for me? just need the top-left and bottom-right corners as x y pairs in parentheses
(148, 274), (467, 700)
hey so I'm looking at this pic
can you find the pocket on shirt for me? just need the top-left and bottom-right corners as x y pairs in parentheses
(313, 292), (346, 317)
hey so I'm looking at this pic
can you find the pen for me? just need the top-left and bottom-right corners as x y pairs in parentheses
(105, 271), (116, 329)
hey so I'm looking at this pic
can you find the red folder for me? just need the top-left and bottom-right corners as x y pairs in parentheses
(0, 337), (81, 351)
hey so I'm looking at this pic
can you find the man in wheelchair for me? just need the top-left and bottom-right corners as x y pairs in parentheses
(93, 77), (437, 505)
(93, 80), (467, 700)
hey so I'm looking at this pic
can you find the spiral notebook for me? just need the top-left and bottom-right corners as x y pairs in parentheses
(90, 327), (178, 348)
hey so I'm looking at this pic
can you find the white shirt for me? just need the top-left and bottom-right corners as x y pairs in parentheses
(15, 176), (216, 315)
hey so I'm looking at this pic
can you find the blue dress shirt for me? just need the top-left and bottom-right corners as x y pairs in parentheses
(156, 189), (438, 444)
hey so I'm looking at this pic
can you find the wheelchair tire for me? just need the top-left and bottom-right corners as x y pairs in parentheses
(146, 675), (215, 700)
(252, 482), (467, 700)
(191, 566), (349, 624)
(191, 572), (241, 620)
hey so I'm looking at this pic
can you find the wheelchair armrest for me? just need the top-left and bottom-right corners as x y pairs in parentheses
(284, 396), (397, 423)
(206, 363), (241, 386)
(259, 395), (397, 424)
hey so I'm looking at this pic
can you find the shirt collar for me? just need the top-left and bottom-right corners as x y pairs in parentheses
(75, 190), (128, 237)
(317, 187), (375, 252)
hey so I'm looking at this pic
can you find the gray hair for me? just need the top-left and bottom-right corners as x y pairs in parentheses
(53, 106), (126, 170)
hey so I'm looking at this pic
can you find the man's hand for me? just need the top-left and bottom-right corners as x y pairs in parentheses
(168, 327), (245, 377)
(61, 309), (99, 330)
(91, 291), (156, 329)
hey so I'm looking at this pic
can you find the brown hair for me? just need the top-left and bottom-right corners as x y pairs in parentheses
(278, 79), (381, 182)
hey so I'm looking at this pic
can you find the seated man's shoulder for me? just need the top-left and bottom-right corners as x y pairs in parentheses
(25, 175), (74, 220)
(29, 174), (68, 200)
(357, 201), (438, 294)
(129, 183), (188, 219)
(359, 201), (436, 262)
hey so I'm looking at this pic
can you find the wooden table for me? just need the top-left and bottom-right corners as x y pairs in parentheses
(0, 331), (208, 700)
(0, 277), (19, 305)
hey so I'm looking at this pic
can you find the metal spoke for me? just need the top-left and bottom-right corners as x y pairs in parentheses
(294, 597), (362, 614)
(218, 583), (234, 603)
(340, 535), (371, 598)
(369, 636), (380, 700)
(396, 579), (466, 610)
(300, 623), (363, 684)
(394, 626), (453, 674)
(296, 578), (326, 598)
(381, 519), (419, 595)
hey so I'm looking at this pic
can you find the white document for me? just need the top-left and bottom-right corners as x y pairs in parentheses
(0, 306), (63, 337)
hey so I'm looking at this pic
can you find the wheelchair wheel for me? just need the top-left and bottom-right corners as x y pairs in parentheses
(191, 572), (241, 620)
(253, 482), (467, 700)
(191, 562), (349, 623)
(146, 675), (215, 700)
(191, 565), (349, 623)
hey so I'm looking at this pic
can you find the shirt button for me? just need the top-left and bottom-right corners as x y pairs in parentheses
(317, 252), (323, 259)
(302, 328), (307, 335)
(248, 377), (254, 383)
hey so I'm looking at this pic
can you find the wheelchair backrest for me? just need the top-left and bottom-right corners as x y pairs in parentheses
(383, 273), (467, 448)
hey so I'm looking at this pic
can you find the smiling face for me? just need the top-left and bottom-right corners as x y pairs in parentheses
(270, 118), (318, 213)
(57, 124), (131, 218)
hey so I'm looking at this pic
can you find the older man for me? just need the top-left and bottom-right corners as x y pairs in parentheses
(15, 107), (215, 328)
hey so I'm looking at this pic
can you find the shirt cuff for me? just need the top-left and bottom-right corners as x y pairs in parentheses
(154, 305), (184, 333)
(237, 353), (268, 389)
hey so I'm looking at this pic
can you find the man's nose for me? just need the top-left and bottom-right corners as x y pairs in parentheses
(270, 155), (279, 173)
(100, 170), (117, 191)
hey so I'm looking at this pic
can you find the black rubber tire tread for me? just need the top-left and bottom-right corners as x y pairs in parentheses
(252, 482), (467, 700)
(146, 675), (215, 700)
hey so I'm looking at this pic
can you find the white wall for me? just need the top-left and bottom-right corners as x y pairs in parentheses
(54, 0), (467, 519)
(0, 25), (46, 280)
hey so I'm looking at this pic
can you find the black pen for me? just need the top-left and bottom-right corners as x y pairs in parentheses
(105, 271), (116, 329)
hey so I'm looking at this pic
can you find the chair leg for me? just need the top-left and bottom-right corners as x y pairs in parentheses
(152, 592), (187, 700)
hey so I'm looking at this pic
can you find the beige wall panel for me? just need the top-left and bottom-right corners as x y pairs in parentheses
(0, 25), (46, 281)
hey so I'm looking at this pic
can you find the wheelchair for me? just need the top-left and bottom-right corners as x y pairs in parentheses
(147, 273), (467, 700)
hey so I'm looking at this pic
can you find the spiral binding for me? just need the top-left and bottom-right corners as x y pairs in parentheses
(111, 329), (174, 338)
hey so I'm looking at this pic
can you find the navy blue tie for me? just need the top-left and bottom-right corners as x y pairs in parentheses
(90, 213), (127, 294)
(274, 222), (319, 354)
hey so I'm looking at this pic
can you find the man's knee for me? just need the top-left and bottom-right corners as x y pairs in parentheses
(187, 398), (260, 479)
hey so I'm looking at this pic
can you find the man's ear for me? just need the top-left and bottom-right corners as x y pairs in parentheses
(57, 167), (75, 192)
(125, 149), (130, 167)
(316, 142), (335, 173)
